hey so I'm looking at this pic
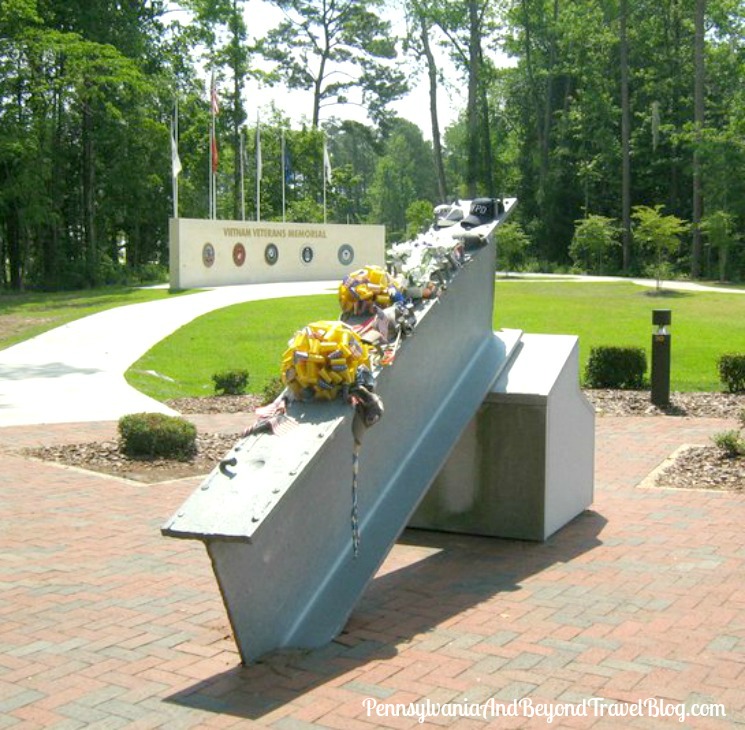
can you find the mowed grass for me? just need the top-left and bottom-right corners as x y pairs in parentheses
(125, 294), (338, 401)
(494, 280), (745, 391)
(125, 280), (745, 400)
(0, 286), (191, 350)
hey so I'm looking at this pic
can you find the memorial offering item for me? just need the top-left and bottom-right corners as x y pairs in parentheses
(338, 265), (405, 316)
(281, 320), (371, 401)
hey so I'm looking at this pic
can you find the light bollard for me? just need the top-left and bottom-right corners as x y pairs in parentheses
(651, 309), (671, 407)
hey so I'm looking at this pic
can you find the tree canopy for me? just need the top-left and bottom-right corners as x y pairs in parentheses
(1, 0), (744, 290)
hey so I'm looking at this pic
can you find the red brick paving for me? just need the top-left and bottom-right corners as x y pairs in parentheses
(0, 413), (743, 728)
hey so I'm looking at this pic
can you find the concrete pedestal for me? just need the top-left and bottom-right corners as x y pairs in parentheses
(410, 333), (595, 541)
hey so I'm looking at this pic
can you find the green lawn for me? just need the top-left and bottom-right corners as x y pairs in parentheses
(494, 280), (745, 391)
(0, 286), (192, 351)
(124, 280), (745, 399)
(125, 294), (339, 401)
(3, 280), (741, 396)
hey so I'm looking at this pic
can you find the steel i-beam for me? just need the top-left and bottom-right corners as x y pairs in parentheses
(162, 204), (518, 663)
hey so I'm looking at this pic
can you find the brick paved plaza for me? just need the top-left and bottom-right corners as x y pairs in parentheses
(1, 414), (743, 728)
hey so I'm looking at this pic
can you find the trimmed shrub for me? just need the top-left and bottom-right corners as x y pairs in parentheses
(261, 376), (285, 405)
(585, 346), (647, 389)
(712, 430), (745, 458)
(212, 368), (249, 395)
(118, 412), (197, 459)
(718, 353), (745, 393)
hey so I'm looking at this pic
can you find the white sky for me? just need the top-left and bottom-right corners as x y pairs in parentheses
(241, 0), (467, 137)
(175, 0), (514, 139)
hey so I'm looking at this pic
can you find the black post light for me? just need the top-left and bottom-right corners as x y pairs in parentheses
(651, 309), (671, 407)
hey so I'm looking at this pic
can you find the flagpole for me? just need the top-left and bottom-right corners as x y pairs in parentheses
(208, 118), (213, 219)
(210, 70), (219, 220)
(172, 97), (179, 218)
(240, 127), (246, 221)
(211, 112), (217, 218)
(323, 138), (327, 224)
(323, 136), (330, 224)
(175, 98), (178, 217)
(172, 122), (178, 218)
(281, 129), (286, 223)
(255, 114), (262, 222)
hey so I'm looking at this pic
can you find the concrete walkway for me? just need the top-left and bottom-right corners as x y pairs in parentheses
(495, 272), (745, 294)
(0, 281), (336, 427)
(1, 274), (741, 429)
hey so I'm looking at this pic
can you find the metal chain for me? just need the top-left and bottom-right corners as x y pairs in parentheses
(348, 370), (384, 560)
(351, 438), (361, 558)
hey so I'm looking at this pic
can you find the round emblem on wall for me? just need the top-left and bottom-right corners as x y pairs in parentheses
(232, 243), (246, 267)
(300, 246), (314, 265)
(337, 244), (355, 266)
(202, 242), (215, 268)
(264, 243), (279, 266)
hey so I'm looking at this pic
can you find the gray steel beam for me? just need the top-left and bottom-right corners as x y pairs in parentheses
(162, 205), (519, 664)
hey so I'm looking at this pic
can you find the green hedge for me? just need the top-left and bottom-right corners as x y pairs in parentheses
(718, 354), (745, 393)
(212, 369), (249, 395)
(118, 412), (197, 459)
(585, 346), (647, 389)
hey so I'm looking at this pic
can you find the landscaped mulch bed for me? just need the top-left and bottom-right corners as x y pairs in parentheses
(653, 445), (744, 492)
(21, 390), (745, 490)
(584, 389), (744, 419)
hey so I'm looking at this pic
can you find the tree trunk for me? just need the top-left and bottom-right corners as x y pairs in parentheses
(312, 10), (331, 129)
(44, 80), (65, 289)
(0, 226), (6, 288)
(312, 57), (325, 129)
(620, 0), (632, 272)
(231, 0), (245, 220)
(465, 0), (481, 197)
(667, 0), (683, 212)
(520, 0), (542, 152)
(691, 0), (705, 278)
(82, 96), (97, 286)
(419, 16), (447, 201)
(520, 0), (557, 207)
(6, 209), (23, 291)
(539, 0), (559, 197)
(479, 75), (494, 195)
(126, 222), (141, 268)
(719, 245), (728, 281)
(233, 72), (242, 220)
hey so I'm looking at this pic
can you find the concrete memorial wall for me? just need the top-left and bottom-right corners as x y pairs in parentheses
(169, 217), (385, 290)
